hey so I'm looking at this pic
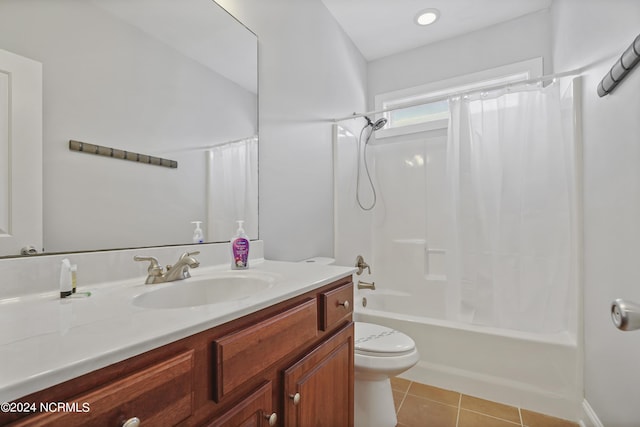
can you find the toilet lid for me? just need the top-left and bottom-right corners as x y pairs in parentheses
(354, 322), (415, 356)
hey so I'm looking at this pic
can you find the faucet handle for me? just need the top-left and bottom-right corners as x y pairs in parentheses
(134, 255), (163, 276)
(355, 255), (371, 275)
(180, 250), (200, 259)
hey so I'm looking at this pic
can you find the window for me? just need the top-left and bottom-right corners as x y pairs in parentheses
(386, 100), (449, 129)
(374, 58), (543, 139)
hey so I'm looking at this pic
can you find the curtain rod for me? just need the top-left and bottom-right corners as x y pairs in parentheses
(153, 135), (258, 154)
(333, 68), (582, 123)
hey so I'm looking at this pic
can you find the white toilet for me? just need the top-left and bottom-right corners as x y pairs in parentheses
(354, 322), (419, 427)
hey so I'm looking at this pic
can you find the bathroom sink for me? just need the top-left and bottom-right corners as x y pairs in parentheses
(132, 272), (277, 309)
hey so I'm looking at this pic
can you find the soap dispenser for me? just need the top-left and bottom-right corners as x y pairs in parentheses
(191, 221), (204, 244)
(231, 220), (249, 270)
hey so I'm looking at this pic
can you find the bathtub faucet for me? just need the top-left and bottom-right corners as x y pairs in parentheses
(355, 255), (371, 275)
(357, 280), (376, 290)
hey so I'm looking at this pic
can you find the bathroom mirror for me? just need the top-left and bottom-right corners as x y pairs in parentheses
(0, 0), (258, 256)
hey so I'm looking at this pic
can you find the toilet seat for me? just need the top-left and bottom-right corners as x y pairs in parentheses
(355, 322), (416, 357)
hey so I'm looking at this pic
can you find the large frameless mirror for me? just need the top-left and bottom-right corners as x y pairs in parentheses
(0, 0), (258, 257)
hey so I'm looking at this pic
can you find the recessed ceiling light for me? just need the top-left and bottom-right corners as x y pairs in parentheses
(415, 8), (440, 26)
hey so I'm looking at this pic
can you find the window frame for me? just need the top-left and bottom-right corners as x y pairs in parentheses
(373, 58), (544, 139)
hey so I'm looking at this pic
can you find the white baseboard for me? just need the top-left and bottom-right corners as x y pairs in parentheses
(580, 399), (604, 427)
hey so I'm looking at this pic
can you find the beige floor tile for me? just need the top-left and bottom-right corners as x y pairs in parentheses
(392, 379), (579, 427)
(393, 389), (406, 413)
(458, 409), (522, 427)
(391, 376), (412, 393)
(407, 382), (460, 407)
(461, 394), (521, 424)
(397, 394), (458, 427)
(521, 409), (579, 427)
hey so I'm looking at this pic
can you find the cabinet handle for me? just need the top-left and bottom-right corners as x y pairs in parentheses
(265, 412), (277, 426)
(338, 300), (350, 310)
(289, 392), (301, 405)
(122, 418), (140, 427)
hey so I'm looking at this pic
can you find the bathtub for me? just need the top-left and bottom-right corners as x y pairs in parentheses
(354, 288), (582, 421)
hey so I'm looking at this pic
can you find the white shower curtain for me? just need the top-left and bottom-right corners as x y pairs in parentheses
(206, 136), (258, 241)
(445, 83), (577, 333)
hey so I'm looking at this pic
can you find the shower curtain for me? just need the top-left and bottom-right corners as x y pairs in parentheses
(206, 136), (258, 241)
(445, 83), (577, 333)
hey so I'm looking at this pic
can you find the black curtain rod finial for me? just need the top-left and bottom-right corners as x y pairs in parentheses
(597, 33), (640, 97)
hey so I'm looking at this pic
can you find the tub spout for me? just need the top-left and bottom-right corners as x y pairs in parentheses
(357, 280), (376, 290)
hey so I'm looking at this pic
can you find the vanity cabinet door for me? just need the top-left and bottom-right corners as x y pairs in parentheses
(283, 322), (354, 427)
(10, 350), (194, 427)
(206, 381), (276, 427)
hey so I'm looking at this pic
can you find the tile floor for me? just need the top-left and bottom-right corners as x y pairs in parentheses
(391, 377), (579, 427)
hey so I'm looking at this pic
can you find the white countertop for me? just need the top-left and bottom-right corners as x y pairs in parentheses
(0, 259), (355, 402)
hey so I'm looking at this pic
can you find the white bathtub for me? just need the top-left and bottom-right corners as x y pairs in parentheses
(354, 288), (582, 421)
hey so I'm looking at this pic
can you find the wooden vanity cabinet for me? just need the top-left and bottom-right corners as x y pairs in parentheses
(318, 283), (353, 331)
(3, 276), (354, 427)
(283, 324), (353, 427)
(209, 277), (353, 427)
(212, 298), (319, 401)
(206, 381), (275, 427)
(7, 350), (195, 427)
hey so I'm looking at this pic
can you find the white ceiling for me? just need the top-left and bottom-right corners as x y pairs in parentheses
(320, 0), (553, 61)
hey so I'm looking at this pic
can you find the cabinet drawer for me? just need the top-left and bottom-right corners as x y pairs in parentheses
(319, 281), (353, 331)
(12, 350), (194, 427)
(213, 298), (318, 400)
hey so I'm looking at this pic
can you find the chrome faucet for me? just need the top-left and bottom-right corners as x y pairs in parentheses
(134, 251), (200, 284)
(164, 251), (200, 282)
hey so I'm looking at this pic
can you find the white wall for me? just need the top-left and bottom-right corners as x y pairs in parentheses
(216, 0), (368, 261)
(368, 10), (553, 107)
(552, 1), (640, 425)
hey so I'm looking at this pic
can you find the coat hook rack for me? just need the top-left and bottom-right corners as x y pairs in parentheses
(597, 33), (640, 97)
(69, 140), (178, 169)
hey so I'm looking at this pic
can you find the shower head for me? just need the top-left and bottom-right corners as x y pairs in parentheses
(365, 116), (388, 131)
